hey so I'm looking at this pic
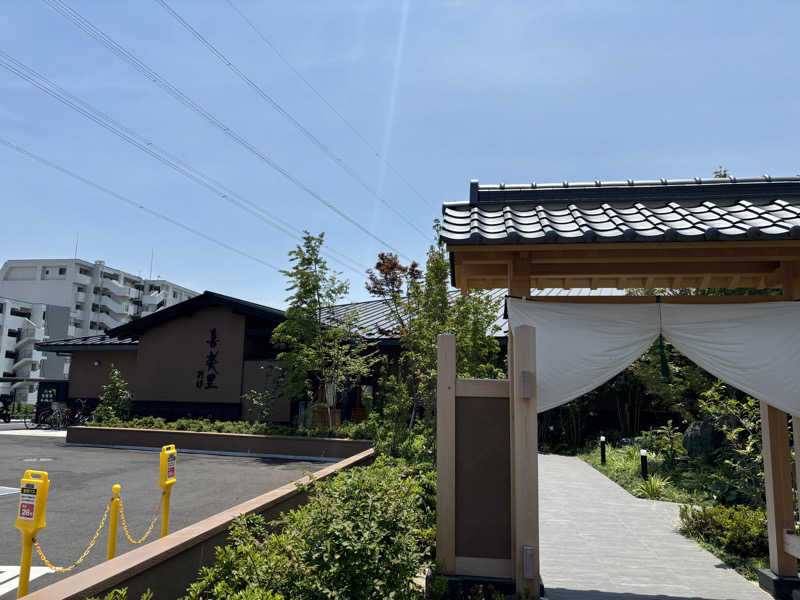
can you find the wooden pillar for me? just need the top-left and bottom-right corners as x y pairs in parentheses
(436, 333), (456, 573)
(761, 401), (796, 576)
(509, 253), (532, 298)
(511, 325), (539, 592)
(783, 262), (800, 536)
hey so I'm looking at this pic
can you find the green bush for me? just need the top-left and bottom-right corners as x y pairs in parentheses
(87, 415), (373, 440)
(634, 474), (672, 500)
(184, 457), (435, 600)
(679, 504), (768, 557)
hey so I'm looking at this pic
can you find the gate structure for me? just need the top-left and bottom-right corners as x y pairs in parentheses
(436, 176), (800, 598)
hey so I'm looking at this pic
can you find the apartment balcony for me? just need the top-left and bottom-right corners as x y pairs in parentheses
(94, 310), (122, 329)
(76, 271), (93, 285)
(75, 290), (87, 303)
(15, 324), (44, 350)
(11, 347), (36, 371)
(101, 278), (132, 298)
(141, 292), (165, 306)
(98, 293), (129, 316)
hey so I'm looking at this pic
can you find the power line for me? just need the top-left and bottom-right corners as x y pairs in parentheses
(41, 0), (414, 260)
(154, 0), (430, 238)
(224, 0), (436, 212)
(0, 136), (282, 272)
(0, 49), (364, 277)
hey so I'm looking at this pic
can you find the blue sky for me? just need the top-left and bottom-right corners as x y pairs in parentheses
(2, 1), (799, 307)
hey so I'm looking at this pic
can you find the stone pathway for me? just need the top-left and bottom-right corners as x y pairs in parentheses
(539, 454), (770, 600)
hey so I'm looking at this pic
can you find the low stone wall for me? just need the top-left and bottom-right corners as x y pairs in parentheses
(25, 448), (375, 600)
(66, 426), (373, 460)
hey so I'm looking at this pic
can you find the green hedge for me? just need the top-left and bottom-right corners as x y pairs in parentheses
(88, 415), (374, 440)
(184, 457), (435, 600)
(678, 504), (769, 579)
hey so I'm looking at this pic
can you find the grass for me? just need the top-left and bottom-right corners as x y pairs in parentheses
(579, 444), (701, 503)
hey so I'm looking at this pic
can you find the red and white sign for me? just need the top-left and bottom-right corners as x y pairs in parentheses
(167, 454), (176, 480)
(18, 484), (36, 521)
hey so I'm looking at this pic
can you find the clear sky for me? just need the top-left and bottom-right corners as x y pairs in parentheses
(2, 1), (799, 307)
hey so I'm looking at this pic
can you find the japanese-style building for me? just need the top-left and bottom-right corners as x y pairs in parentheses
(436, 175), (800, 598)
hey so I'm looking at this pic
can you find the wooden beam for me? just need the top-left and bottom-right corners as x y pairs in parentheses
(449, 239), (800, 256)
(782, 531), (800, 560)
(436, 334), (457, 574)
(456, 378), (510, 398)
(519, 295), (787, 304)
(455, 557), (512, 579)
(782, 262), (800, 299)
(761, 402), (796, 576)
(509, 252), (532, 297)
(511, 325), (539, 591)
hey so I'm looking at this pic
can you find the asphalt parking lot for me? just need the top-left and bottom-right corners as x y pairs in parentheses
(0, 431), (323, 598)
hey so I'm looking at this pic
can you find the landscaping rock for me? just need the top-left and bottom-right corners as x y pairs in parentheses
(683, 419), (723, 459)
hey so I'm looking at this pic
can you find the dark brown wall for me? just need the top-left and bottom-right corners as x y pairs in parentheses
(455, 396), (511, 559)
(134, 307), (245, 404)
(68, 350), (138, 398)
(241, 360), (290, 421)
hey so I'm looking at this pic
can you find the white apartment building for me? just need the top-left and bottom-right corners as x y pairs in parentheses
(0, 297), (68, 404)
(0, 259), (198, 336)
(0, 259), (198, 403)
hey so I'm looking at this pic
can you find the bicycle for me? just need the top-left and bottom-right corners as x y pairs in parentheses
(24, 407), (54, 430)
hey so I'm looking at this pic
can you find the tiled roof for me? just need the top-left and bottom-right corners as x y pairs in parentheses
(36, 334), (138, 351)
(441, 176), (800, 245)
(37, 289), (626, 351)
(329, 288), (623, 339)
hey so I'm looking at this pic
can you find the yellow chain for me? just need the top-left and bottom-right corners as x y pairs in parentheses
(119, 492), (163, 545)
(34, 502), (111, 573)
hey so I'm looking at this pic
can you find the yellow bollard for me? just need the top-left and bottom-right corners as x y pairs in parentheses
(106, 484), (121, 560)
(158, 445), (177, 537)
(14, 470), (49, 598)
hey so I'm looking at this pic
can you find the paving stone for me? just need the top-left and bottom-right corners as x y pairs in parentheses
(539, 454), (770, 600)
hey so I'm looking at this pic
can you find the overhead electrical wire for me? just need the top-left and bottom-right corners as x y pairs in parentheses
(154, 0), (430, 238)
(224, 0), (436, 212)
(0, 49), (364, 277)
(41, 0), (415, 260)
(0, 136), (282, 272)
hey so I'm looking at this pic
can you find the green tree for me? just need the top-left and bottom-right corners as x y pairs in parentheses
(365, 227), (502, 457)
(95, 365), (132, 421)
(272, 232), (377, 427)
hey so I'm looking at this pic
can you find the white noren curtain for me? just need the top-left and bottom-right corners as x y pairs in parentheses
(506, 298), (800, 416)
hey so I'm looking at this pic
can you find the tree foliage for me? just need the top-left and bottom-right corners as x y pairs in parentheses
(272, 232), (377, 424)
(93, 365), (131, 421)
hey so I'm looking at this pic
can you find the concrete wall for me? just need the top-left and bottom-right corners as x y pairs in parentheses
(67, 350), (138, 398)
(24, 449), (375, 600)
(455, 395), (511, 559)
(134, 306), (245, 405)
(40, 304), (70, 379)
(66, 426), (374, 460)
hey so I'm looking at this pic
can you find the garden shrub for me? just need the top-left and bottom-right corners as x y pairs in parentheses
(87, 415), (374, 440)
(679, 504), (768, 557)
(184, 457), (435, 600)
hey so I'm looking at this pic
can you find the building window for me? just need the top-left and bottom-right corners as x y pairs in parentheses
(79, 267), (91, 276)
(58, 267), (67, 275)
(173, 291), (178, 299)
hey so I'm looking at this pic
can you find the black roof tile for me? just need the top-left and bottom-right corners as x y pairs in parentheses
(442, 176), (800, 245)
